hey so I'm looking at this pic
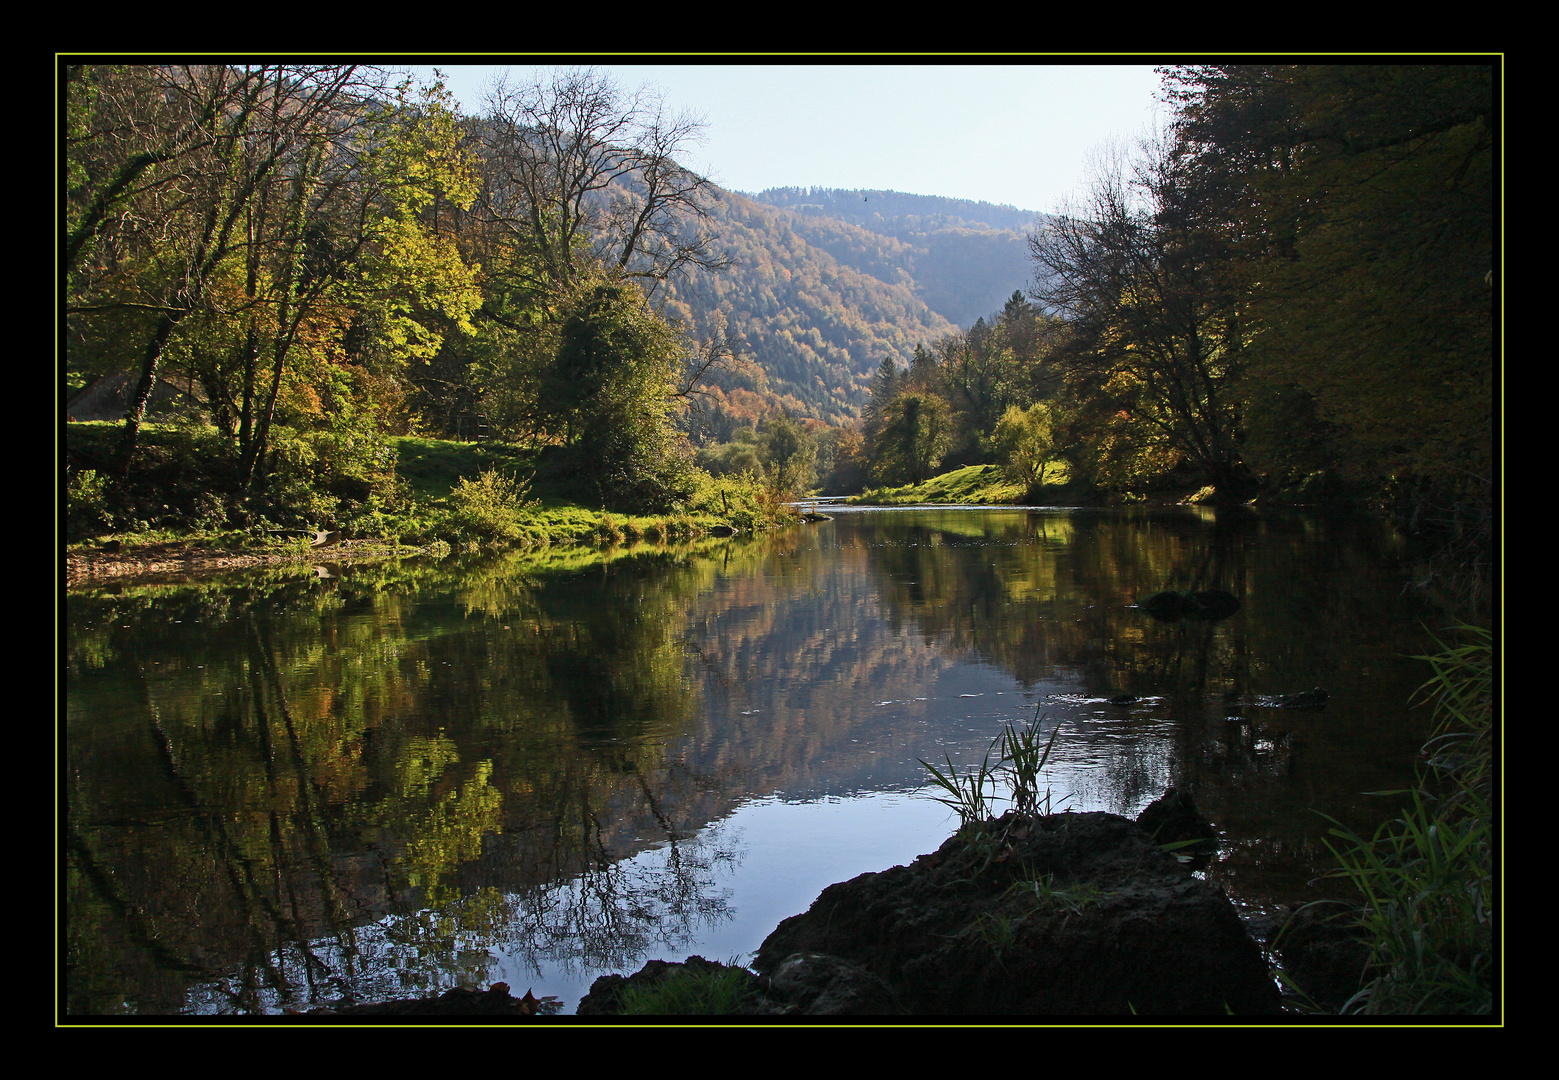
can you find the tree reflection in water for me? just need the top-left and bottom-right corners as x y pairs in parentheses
(66, 509), (1462, 1014)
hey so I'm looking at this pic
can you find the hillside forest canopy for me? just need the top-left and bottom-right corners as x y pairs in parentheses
(64, 62), (1495, 566)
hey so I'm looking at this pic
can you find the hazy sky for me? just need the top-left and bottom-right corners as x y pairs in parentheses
(409, 62), (1170, 214)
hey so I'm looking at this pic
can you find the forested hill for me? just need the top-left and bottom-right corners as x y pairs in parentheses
(750, 187), (1043, 331)
(751, 186), (1042, 236)
(656, 186), (1041, 428)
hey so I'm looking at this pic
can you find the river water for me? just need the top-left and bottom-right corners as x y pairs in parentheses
(64, 505), (1456, 1016)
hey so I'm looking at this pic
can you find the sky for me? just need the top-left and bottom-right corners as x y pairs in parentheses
(408, 61), (1170, 214)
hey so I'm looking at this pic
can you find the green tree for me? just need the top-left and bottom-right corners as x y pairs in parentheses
(537, 280), (696, 512)
(1165, 64), (1494, 504)
(862, 355), (902, 449)
(65, 64), (481, 504)
(992, 403), (1056, 489)
(759, 413), (816, 494)
(66, 65), (389, 476)
(872, 391), (952, 486)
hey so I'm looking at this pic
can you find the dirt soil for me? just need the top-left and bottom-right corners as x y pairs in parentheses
(64, 538), (417, 587)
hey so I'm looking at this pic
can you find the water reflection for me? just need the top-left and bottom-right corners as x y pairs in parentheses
(65, 507), (1450, 1015)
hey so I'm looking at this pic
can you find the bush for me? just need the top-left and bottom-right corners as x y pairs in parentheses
(66, 468), (111, 541)
(446, 468), (537, 542)
(689, 470), (798, 532)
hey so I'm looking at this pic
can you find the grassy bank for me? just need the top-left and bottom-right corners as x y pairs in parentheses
(63, 423), (799, 582)
(849, 462), (1079, 506)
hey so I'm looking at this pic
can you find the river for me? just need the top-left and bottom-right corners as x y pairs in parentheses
(64, 504), (1455, 1016)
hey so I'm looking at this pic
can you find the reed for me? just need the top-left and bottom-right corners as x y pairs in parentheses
(1306, 624), (1493, 1014)
(920, 706), (1063, 827)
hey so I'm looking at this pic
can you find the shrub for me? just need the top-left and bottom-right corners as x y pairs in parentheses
(66, 468), (111, 540)
(447, 469), (537, 542)
(689, 470), (799, 532)
(594, 513), (624, 547)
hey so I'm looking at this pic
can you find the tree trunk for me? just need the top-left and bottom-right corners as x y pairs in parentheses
(116, 313), (179, 477)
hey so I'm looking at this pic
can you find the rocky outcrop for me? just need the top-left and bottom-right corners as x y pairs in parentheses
(750, 810), (1282, 1016)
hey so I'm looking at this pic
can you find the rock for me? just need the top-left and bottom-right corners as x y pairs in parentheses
(305, 982), (553, 1016)
(576, 956), (762, 1016)
(1189, 589), (1241, 620)
(1136, 589), (1240, 622)
(1135, 788), (1219, 863)
(1272, 688), (1329, 710)
(762, 952), (905, 1015)
(753, 811), (1282, 1015)
(1271, 902), (1375, 1011)
(1138, 591), (1198, 620)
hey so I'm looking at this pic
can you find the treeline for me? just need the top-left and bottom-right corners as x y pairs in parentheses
(64, 63), (1495, 554)
(750, 186), (1041, 235)
(802, 65), (1494, 538)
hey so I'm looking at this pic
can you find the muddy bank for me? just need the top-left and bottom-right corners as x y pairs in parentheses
(64, 538), (421, 587)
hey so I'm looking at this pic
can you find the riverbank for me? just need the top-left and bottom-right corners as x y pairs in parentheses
(64, 536), (423, 585)
(63, 511), (767, 588)
(64, 426), (801, 588)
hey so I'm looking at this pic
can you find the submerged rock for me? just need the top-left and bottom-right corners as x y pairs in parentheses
(575, 952), (903, 1016)
(1270, 902), (1375, 1011)
(1137, 590), (1241, 622)
(1271, 688), (1329, 710)
(304, 982), (555, 1016)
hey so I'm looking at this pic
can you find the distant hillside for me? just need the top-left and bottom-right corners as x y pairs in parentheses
(657, 189), (961, 428)
(657, 186), (1044, 428)
(750, 187), (1045, 329)
(751, 186), (1042, 235)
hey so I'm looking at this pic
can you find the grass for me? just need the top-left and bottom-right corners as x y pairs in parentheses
(1004, 872), (1109, 918)
(615, 963), (758, 1016)
(1299, 623), (1493, 1015)
(920, 706), (1064, 827)
(65, 425), (802, 573)
(852, 462), (1075, 507)
(391, 436), (536, 502)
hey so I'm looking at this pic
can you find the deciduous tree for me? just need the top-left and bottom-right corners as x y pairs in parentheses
(872, 391), (952, 487)
(474, 67), (728, 298)
(537, 279), (696, 512)
(1164, 64), (1494, 500)
(1029, 132), (1254, 499)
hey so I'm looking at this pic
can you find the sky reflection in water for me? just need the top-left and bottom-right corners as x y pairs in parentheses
(65, 506), (1444, 1015)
